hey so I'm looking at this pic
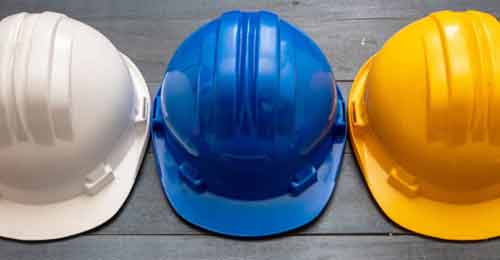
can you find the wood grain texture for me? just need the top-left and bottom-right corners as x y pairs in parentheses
(4, 2), (499, 83)
(81, 17), (403, 82)
(3, 235), (500, 260)
(1, 0), (498, 19)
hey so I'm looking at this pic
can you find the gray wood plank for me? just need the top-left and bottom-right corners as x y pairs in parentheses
(2, 235), (500, 260)
(1, 0), (498, 19)
(94, 152), (402, 235)
(4, 3), (496, 82)
(85, 17), (406, 82)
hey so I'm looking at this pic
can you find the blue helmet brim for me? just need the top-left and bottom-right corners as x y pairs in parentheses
(151, 86), (346, 237)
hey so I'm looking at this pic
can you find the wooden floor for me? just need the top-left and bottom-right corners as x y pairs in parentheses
(1, 1), (500, 259)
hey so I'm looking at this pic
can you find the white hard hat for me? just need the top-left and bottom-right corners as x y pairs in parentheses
(0, 12), (150, 240)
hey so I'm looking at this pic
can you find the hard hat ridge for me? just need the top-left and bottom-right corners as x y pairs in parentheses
(0, 11), (150, 241)
(152, 10), (347, 237)
(349, 10), (500, 241)
(0, 12), (73, 146)
(424, 11), (500, 145)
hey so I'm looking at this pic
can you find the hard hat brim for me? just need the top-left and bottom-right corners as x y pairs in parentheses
(349, 57), (500, 241)
(0, 54), (150, 241)
(152, 87), (347, 237)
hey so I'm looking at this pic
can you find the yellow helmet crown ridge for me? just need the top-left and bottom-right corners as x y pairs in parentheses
(348, 10), (500, 241)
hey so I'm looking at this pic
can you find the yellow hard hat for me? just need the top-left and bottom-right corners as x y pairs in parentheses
(348, 10), (500, 241)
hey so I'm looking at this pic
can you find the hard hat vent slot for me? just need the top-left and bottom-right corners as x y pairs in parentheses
(350, 102), (366, 127)
(152, 117), (164, 132)
(332, 97), (346, 142)
(289, 165), (317, 196)
(387, 167), (419, 197)
(84, 164), (115, 196)
(178, 162), (206, 193)
(152, 98), (164, 132)
(134, 96), (148, 123)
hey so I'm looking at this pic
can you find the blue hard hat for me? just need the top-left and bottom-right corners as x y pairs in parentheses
(151, 10), (346, 237)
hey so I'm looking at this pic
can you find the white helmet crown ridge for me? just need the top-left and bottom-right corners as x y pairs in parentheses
(0, 13), (72, 145)
(0, 12), (150, 241)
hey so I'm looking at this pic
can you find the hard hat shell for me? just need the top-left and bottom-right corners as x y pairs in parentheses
(349, 10), (500, 241)
(0, 12), (150, 240)
(151, 10), (346, 237)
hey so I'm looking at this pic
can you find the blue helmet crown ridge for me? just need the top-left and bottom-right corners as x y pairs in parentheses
(151, 10), (347, 237)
